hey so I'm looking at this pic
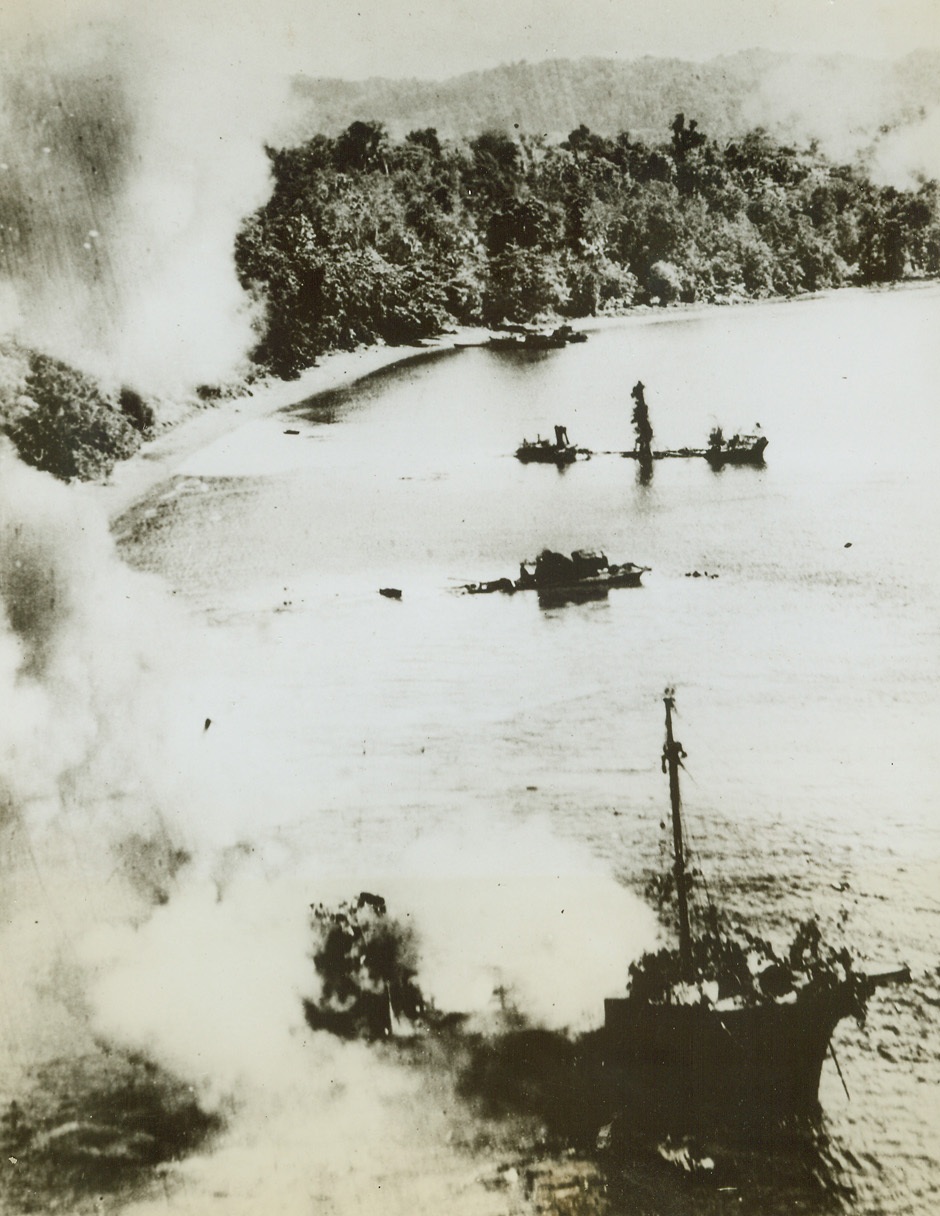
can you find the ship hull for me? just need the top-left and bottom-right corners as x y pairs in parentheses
(464, 552), (647, 599)
(704, 437), (769, 467)
(515, 444), (577, 465)
(603, 985), (854, 1132)
(533, 566), (646, 604)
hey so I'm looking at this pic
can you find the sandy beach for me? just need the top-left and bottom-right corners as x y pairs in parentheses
(94, 328), (490, 520)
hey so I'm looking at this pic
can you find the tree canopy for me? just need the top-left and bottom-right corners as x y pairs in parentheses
(235, 115), (940, 376)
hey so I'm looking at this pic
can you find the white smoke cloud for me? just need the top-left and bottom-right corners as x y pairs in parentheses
(869, 108), (940, 189)
(78, 828), (657, 1213)
(742, 55), (891, 163)
(0, 442), (658, 1211)
(0, 443), (203, 1087)
(81, 818), (657, 1101)
(81, 872), (318, 1099)
(0, 0), (317, 395)
(381, 815), (659, 1030)
(0, 445), (196, 823)
(114, 1033), (517, 1216)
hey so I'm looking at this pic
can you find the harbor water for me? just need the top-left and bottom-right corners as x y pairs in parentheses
(111, 285), (940, 1214)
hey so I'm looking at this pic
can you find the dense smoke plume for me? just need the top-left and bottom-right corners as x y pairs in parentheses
(0, 0), (315, 395)
(3, 1), (937, 404)
(0, 445), (195, 826)
(869, 108), (940, 189)
(0, 444), (200, 1095)
(744, 54), (940, 186)
(0, 446), (659, 1210)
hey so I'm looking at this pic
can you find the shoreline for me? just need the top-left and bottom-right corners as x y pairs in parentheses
(94, 327), (490, 521)
(92, 279), (939, 523)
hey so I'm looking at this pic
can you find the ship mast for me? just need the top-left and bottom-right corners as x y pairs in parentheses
(662, 690), (693, 981)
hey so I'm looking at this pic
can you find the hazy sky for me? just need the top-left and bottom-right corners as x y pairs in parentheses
(304, 0), (940, 78)
(3, 0), (939, 80)
(2, 0), (938, 383)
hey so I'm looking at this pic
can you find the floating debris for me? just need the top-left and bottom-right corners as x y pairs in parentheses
(463, 549), (649, 604)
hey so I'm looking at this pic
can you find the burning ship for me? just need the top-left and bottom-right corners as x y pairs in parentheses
(602, 691), (909, 1134)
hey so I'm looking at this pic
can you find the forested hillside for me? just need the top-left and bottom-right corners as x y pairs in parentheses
(235, 116), (940, 377)
(4, 108), (938, 481)
(288, 51), (940, 145)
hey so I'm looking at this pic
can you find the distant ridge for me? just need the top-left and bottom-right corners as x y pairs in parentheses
(289, 50), (940, 150)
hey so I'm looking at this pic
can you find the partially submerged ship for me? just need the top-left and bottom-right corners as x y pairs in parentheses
(704, 425), (768, 467)
(489, 324), (588, 352)
(523, 324), (588, 349)
(515, 436), (577, 466)
(603, 691), (909, 1134)
(464, 549), (649, 603)
(515, 424), (584, 466)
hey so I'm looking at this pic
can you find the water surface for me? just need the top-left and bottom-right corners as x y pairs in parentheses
(117, 286), (940, 1214)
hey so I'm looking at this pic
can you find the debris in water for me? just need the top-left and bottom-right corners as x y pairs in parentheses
(305, 892), (430, 1039)
(379, 587), (402, 599)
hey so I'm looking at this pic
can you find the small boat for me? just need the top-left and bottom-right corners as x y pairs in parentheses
(487, 334), (526, 351)
(489, 325), (588, 352)
(602, 691), (909, 1135)
(464, 549), (649, 602)
(704, 426), (768, 467)
(515, 424), (583, 466)
(524, 325), (588, 350)
(523, 331), (567, 350)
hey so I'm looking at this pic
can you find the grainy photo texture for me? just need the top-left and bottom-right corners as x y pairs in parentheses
(1, 2), (938, 1213)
